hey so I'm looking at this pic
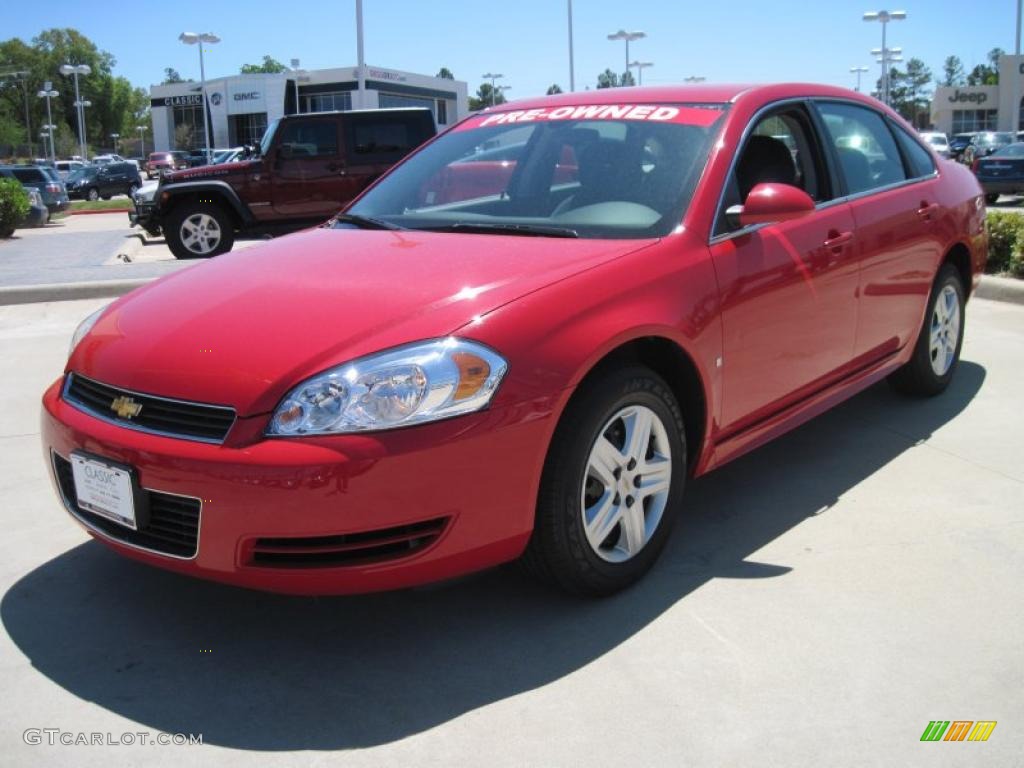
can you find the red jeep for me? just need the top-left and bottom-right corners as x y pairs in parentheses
(131, 109), (436, 258)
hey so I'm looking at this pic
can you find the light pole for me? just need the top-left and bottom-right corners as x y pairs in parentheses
(863, 10), (906, 105)
(607, 30), (646, 79)
(355, 0), (366, 108)
(496, 85), (512, 103)
(567, 0), (575, 92)
(179, 32), (220, 162)
(629, 61), (653, 86)
(684, 76), (706, 83)
(59, 64), (92, 160)
(289, 58), (309, 114)
(110, 133), (120, 154)
(871, 45), (902, 102)
(37, 82), (59, 161)
(481, 72), (504, 106)
(850, 65), (870, 92)
(137, 125), (147, 158)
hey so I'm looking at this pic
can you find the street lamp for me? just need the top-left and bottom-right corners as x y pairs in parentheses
(496, 85), (512, 103)
(863, 10), (906, 105)
(289, 58), (310, 114)
(37, 82), (59, 161)
(567, 0), (575, 92)
(850, 65), (870, 92)
(607, 30), (646, 79)
(60, 64), (92, 160)
(684, 76), (706, 83)
(74, 98), (92, 159)
(179, 31), (220, 162)
(481, 72), (504, 106)
(137, 125), (147, 158)
(628, 60), (653, 86)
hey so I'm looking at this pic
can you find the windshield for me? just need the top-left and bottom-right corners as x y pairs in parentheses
(259, 120), (279, 157)
(67, 168), (96, 182)
(994, 143), (1024, 157)
(344, 103), (726, 239)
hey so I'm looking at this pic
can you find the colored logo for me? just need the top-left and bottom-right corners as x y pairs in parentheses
(920, 721), (997, 742)
(110, 396), (143, 419)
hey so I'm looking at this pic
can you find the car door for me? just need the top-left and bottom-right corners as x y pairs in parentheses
(271, 117), (344, 218)
(708, 102), (859, 436)
(340, 113), (425, 204)
(813, 101), (944, 363)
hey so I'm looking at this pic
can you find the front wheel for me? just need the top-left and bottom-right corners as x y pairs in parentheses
(888, 263), (965, 397)
(164, 204), (235, 259)
(86, 187), (99, 201)
(521, 367), (686, 595)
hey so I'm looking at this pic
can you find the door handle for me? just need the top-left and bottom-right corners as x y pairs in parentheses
(917, 202), (940, 221)
(823, 231), (853, 251)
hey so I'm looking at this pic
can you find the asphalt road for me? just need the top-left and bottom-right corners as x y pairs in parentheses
(0, 296), (1021, 767)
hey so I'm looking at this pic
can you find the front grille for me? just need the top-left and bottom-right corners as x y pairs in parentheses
(64, 373), (235, 443)
(53, 453), (200, 558)
(249, 518), (449, 568)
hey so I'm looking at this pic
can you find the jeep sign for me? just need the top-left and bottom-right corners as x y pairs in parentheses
(948, 90), (989, 104)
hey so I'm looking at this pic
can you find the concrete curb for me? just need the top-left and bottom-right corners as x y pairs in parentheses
(68, 208), (131, 216)
(0, 278), (154, 306)
(976, 274), (1024, 305)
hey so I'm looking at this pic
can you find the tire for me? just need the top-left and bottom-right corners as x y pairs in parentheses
(86, 187), (99, 202)
(521, 367), (686, 596)
(164, 202), (235, 259)
(888, 263), (965, 397)
(985, 193), (999, 205)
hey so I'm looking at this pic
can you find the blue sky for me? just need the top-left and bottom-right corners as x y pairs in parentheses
(4, 0), (1017, 98)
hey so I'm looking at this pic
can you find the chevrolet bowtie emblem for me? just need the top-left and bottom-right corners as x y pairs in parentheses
(110, 396), (143, 419)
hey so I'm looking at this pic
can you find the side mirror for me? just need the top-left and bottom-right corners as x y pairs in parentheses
(726, 183), (816, 228)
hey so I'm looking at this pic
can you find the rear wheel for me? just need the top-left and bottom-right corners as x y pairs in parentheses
(521, 367), (686, 595)
(888, 263), (965, 397)
(86, 187), (99, 201)
(164, 203), (235, 259)
(985, 193), (999, 205)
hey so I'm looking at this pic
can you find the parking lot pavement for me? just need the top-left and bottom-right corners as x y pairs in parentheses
(0, 297), (1021, 767)
(0, 213), (269, 289)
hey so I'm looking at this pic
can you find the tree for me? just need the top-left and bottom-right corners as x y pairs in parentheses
(436, 67), (454, 80)
(887, 58), (932, 127)
(468, 82), (506, 111)
(546, 84), (563, 95)
(240, 55), (287, 74)
(597, 69), (620, 89)
(941, 56), (965, 87)
(620, 70), (635, 87)
(162, 67), (185, 84)
(966, 49), (1003, 86)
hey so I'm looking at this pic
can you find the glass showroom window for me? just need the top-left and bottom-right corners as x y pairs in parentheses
(952, 109), (998, 133)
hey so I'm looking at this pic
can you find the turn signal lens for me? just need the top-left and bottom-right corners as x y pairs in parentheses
(452, 352), (491, 401)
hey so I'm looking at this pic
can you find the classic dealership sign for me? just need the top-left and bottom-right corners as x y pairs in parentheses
(149, 93), (203, 108)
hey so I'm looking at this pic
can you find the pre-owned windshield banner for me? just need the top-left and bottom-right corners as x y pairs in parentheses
(455, 104), (723, 131)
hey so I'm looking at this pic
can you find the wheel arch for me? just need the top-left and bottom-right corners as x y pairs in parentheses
(561, 334), (710, 474)
(943, 241), (973, 300)
(157, 181), (252, 229)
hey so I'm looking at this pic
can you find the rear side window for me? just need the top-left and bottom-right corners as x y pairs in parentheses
(891, 124), (936, 178)
(11, 168), (44, 183)
(816, 101), (907, 194)
(346, 115), (423, 164)
(278, 120), (339, 158)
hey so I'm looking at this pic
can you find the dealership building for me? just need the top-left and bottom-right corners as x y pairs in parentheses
(149, 65), (468, 151)
(930, 53), (1024, 135)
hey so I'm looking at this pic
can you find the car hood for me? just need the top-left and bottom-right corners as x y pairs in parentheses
(71, 227), (655, 416)
(164, 160), (254, 182)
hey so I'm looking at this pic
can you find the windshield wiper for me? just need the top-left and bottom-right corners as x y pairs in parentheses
(333, 213), (405, 231)
(423, 222), (578, 238)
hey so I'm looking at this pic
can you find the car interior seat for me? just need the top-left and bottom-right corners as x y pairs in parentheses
(736, 135), (797, 201)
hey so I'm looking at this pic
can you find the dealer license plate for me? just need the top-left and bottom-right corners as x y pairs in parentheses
(70, 452), (137, 529)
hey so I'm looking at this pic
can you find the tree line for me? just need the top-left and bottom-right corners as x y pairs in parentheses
(0, 28), (149, 158)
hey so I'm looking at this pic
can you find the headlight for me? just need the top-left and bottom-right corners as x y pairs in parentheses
(69, 305), (108, 358)
(267, 338), (507, 436)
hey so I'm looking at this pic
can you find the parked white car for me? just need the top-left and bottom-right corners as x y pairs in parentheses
(54, 160), (88, 181)
(920, 132), (951, 159)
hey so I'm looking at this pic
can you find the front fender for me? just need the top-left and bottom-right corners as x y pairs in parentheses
(156, 180), (254, 226)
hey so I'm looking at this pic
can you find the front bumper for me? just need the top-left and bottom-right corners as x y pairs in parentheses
(41, 378), (557, 594)
(129, 201), (160, 233)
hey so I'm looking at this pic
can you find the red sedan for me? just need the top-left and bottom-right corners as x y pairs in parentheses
(42, 84), (986, 596)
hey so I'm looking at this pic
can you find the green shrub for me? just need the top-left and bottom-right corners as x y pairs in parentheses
(985, 211), (1023, 274)
(0, 177), (30, 238)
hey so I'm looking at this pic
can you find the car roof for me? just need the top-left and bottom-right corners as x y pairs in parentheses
(489, 82), (883, 113)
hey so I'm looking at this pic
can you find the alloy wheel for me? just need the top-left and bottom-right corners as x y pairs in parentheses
(581, 404), (672, 563)
(929, 284), (960, 376)
(179, 213), (222, 255)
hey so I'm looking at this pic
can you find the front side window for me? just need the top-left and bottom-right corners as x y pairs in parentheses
(346, 103), (726, 239)
(817, 101), (906, 194)
(277, 120), (338, 158)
